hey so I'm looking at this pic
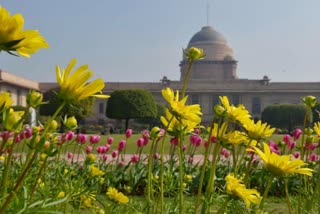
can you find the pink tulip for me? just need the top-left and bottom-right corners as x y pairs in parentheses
(125, 129), (133, 138)
(221, 148), (230, 158)
(24, 128), (33, 139)
(293, 151), (300, 159)
(293, 129), (302, 140)
(102, 154), (108, 161)
(171, 138), (178, 146)
(282, 134), (291, 144)
(288, 141), (296, 150)
(90, 135), (101, 144)
(194, 128), (200, 135)
(182, 144), (187, 151)
(210, 136), (216, 143)
(131, 155), (139, 163)
(67, 152), (73, 159)
(77, 134), (87, 144)
(86, 146), (93, 154)
(136, 138), (145, 148)
(107, 136), (114, 145)
(118, 140), (126, 152)
(111, 150), (118, 158)
(65, 131), (75, 141)
(309, 153), (318, 162)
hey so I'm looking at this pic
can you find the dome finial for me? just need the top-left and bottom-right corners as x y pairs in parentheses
(206, 3), (210, 26)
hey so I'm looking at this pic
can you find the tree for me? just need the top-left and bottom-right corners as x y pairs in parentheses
(39, 88), (95, 124)
(136, 103), (166, 128)
(106, 89), (157, 130)
(261, 104), (312, 133)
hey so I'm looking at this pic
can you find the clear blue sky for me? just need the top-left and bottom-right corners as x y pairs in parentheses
(1, 0), (320, 83)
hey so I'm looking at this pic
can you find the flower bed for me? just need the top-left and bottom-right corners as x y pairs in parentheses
(0, 5), (319, 213)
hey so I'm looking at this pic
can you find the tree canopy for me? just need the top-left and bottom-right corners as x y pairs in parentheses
(106, 89), (157, 130)
(261, 104), (312, 133)
(39, 88), (95, 121)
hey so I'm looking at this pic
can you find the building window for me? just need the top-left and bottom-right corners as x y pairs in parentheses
(232, 95), (240, 106)
(99, 102), (105, 114)
(209, 95), (220, 113)
(252, 97), (261, 115)
(191, 94), (200, 105)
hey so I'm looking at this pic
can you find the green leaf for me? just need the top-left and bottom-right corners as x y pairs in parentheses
(42, 197), (68, 208)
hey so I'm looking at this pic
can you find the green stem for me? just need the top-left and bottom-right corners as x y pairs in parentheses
(259, 175), (274, 212)
(30, 156), (48, 199)
(147, 138), (156, 204)
(284, 179), (292, 214)
(181, 60), (193, 98)
(178, 134), (184, 214)
(194, 120), (215, 213)
(1, 133), (18, 197)
(0, 152), (37, 213)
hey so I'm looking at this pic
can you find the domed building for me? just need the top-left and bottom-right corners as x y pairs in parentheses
(180, 26), (237, 81)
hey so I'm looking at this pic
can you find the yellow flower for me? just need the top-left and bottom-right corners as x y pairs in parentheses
(242, 119), (275, 140)
(106, 187), (129, 204)
(0, 6), (48, 57)
(248, 143), (313, 177)
(302, 96), (317, 108)
(86, 154), (97, 163)
(57, 191), (65, 198)
(89, 165), (104, 177)
(161, 110), (199, 134)
(219, 96), (251, 123)
(64, 116), (77, 130)
(224, 130), (249, 145)
(0, 92), (13, 112)
(314, 122), (320, 136)
(185, 174), (193, 182)
(162, 88), (202, 123)
(80, 194), (96, 208)
(3, 108), (24, 132)
(184, 47), (205, 62)
(46, 119), (58, 132)
(225, 174), (261, 208)
(56, 58), (110, 102)
(27, 90), (43, 108)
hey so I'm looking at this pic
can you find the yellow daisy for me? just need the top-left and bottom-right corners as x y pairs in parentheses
(161, 110), (199, 134)
(225, 174), (261, 208)
(0, 5), (48, 57)
(89, 165), (104, 177)
(242, 119), (275, 140)
(248, 143), (313, 177)
(162, 87), (202, 123)
(106, 187), (129, 204)
(56, 58), (110, 102)
(0, 92), (13, 112)
(313, 122), (320, 136)
(219, 96), (251, 124)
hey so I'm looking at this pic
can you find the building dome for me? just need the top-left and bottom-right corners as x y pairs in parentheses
(189, 26), (227, 44)
(185, 26), (234, 61)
